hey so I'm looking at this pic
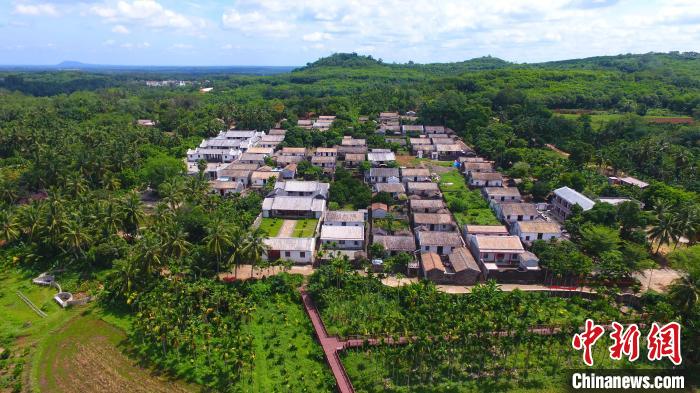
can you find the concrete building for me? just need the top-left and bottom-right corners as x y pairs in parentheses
(551, 186), (596, 220)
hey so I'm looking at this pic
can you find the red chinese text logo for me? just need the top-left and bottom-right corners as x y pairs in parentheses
(572, 320), (682, 366)
(572, 319), (605, 366)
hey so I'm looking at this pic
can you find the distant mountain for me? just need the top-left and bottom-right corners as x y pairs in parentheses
(0, 62), (297, 75)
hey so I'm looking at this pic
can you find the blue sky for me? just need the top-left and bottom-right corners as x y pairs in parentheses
(0, 0), (699, 66)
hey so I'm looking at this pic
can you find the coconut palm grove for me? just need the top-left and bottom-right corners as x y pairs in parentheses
(1, 52), (700, 392)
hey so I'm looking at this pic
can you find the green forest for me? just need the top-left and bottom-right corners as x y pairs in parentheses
(1, 51), (699, 392)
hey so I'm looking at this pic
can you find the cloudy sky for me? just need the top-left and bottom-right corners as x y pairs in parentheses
(0, 0), (699, 66)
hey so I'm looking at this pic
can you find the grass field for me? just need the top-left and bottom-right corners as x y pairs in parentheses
(438, 170), (501, 226)
(259, 218), (284, 237)
(372, 218), (410, 233)
(237, 295), (334, 392)
(291, 219), (318, 238)
(555, 111), (694, 131)
(33, 312), (197, 393)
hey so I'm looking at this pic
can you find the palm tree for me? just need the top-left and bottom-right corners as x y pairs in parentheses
(134, 233), (164, 277)
(243, 228), (268, 278)
(0, 210), (20, 245)
(18, 204), (42, 242)
(648, 211), (680, 255)
(120, 191), (144, 237)
(667, 270), (700, 316)
(61, 220), (92, 262)
(164, 226), (192, 259)
(99, 198), (123, 238)
(677, 207), (700, 246)
(204, 219), (232, 274)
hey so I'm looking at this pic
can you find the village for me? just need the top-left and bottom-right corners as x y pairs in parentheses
(185, 111), (651, 287)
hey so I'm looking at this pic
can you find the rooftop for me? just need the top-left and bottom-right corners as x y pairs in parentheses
(421, 252), (444, 272)
(345, 153), (366, 161)
(320, 225), (364, 241)
(465, 225), (509, 234)
(277, 180), (329, 193)
(367, 151), (396, 162)
(401, 168), (430, 177)
(409, 199), (446, 209)
(324, 210), (365, 223)
(263, 196), (326, 212)
(553, 186), (596, 211)
(280, 147), (307, 155)
(369, 167), (400, 177)
(470, 172), (503, 181)
(497, 203), (539, 216)
(373, 235), (416, 252)
(483, 187), (521, 197)
(264, 237), (315, 251)
(473, 235), (525, 253)
(515, 221), (561, 234)
(448, 247), (480, 273)
(376, 183), (406, 193)
(413, 213), (454, 225)
(418, 231), (464, 246)
(407, 182), (440, 191)
(371, 202), (388, 211)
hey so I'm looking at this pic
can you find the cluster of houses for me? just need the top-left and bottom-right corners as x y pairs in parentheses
(187, 111), (653, 287)
(297, 115), (337, 131)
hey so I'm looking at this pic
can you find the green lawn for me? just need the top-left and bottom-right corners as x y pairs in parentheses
(237, 295), (335, 392)
(292, 219), (318, 238)
(372, 218), (410, 233)
(260, 218), (284, 237)
(437, 169), (468, 192)
(438, 170), (501, 226)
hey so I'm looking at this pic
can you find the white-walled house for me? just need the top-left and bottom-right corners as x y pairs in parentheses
(468, 235), (525, 266)
(264, 237), (315, 264)
(469, 172), (503, 187)
(320, 225), (365, 250)
(551, 186), (596, 220)
(416, 231), (464, 255)
(367, 168), (400, 184)
(492, 202), (539, 223)
(401, 168), (431, 183)
(482, 187), (522, 203)
(511, 221), (562, 244)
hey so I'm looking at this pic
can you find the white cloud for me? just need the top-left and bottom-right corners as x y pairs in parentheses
(120, 41), (150, 49)
(303, 32), (332, 42)
(91, 0), (197, 30)
(13, 3), (58, 16)
(171, 43), (193, 49)
(112, 24), (129, 34)
(222, 9), (293, 37)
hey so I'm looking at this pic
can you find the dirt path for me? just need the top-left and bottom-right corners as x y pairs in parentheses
(278, 220), (297, 237)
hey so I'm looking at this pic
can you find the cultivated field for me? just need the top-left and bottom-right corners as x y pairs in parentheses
(34, 313), (197, 393)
